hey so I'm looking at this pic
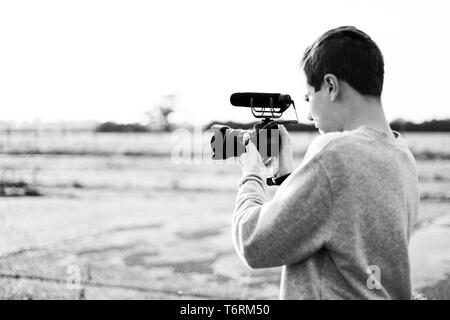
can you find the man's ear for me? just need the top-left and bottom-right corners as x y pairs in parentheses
(323, 74), (339, 101)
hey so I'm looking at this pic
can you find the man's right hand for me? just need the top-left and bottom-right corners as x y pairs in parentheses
(272, 125), (294, 178)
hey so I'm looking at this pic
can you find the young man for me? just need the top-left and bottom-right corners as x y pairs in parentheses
(232, 26), (419, 299)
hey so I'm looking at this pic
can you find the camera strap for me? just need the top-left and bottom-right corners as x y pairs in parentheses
(266, 173), (291, 186)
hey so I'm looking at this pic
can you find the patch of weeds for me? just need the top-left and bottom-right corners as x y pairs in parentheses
(24, 186), (42, 196)
(72, 181), (84, 189)
(0, 181), (42, 197)
(0, 167), (43, 197)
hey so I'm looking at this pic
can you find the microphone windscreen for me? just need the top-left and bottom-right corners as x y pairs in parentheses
(230, 92), (282, 107)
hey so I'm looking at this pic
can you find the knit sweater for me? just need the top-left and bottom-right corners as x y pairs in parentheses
(232, 125), (419, 299)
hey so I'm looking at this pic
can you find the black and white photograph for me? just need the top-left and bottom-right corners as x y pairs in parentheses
(0, 0), (449, 303)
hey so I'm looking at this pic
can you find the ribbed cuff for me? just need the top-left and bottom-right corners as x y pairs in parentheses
(239, 172), (266, 189)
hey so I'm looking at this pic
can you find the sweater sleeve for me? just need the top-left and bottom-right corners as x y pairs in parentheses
(232, 157), (333, 269)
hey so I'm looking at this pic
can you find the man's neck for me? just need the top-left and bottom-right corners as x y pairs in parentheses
(341, 98), (392, 135)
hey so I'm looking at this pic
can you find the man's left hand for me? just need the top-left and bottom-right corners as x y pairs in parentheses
(239, 132), (267, 176)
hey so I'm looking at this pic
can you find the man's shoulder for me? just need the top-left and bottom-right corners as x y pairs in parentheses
(302, 129), (379, 166)
(303, 131), (348, 163)
(309, 131), (346, 152)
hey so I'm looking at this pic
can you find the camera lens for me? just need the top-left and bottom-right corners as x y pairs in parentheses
(211, 126), (246, 159)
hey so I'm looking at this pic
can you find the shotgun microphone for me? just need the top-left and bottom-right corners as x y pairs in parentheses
(230, 92), (293, 108)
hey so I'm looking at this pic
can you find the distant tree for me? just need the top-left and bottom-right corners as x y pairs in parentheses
(204, 118), (450, 132)
(390, 118), (408, 132)
(203, 120), (316, 132)
(146, 94), (176, 132)
(390, 118), (450, 132)
(95, 122), (148, 133)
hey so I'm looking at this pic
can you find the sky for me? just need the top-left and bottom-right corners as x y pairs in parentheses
(1, 0), (450, 126)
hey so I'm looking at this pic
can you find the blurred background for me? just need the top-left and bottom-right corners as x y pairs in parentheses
(0, 0), (449, 299)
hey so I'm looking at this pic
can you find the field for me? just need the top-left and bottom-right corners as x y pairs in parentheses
(0, 131), (449, 299)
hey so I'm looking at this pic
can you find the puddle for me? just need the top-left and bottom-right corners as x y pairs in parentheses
(420, 272), (450, 299)
(106, 223), (163, 233)
(124, 253), (221, 275)
(410, 215), (450, 294)
(176, 228), (223, 240)
(77, 244), (138, 256)
(123, 251), (162, 268)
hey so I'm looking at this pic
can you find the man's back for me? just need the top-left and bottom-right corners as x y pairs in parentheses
(280, 125), (419, 299)
(232, 125), (419, 300)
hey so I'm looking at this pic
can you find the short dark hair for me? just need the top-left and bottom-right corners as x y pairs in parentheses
(301, 26), (384, 97)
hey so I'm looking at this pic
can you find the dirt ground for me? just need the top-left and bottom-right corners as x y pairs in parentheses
(0, 131), (449, 299)
(0, 153), (448, 300)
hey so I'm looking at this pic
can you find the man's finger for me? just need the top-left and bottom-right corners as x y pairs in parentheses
(278, 125), (291, 144)
(278, 125), (288, 136)
(245, 138), (258, 153)
(243, 132), (251, 146)
(264, 158), (272, 166)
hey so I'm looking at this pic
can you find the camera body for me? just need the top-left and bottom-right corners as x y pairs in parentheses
(210, 120), (280, 160)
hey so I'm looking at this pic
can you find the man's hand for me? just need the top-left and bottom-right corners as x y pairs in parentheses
(239, 132), (266, 176)
(272, 125), (294, 178)
(239, 126), (294, 178)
